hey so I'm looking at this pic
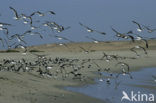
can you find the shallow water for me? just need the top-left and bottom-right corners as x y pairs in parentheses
(66, 68), (156, 103)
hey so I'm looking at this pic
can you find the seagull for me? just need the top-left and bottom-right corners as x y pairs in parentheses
(132, 20), (143, 32)
(111, 27), (135, 42)
(79, 46), (92, 54)
(0, 22), (12, 27)
(85, 36), (100, 43)
(0, 27), (9, 35)
(15, 44), (27, 52)
(53, 35), (74, 42)
(22, 30), (43, 39)
(152, 75), (156, 82)
(143, 25), (156, 33)
(47, 10), (56, 15)
(21, 14), (32, 25)
(4, 39), (16, 49)
(30, 11), (44, 17)
(116, 62), (130, 73)
(133, 34), (149, 48)
(8, 34), (27, 44)
(9, 6), (21, 20)
(115, 62), (133, 79)
(79, 22), (106, 35)
(130, 45), (148, 56)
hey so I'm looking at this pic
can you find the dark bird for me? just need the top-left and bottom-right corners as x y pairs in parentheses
(9, 6), (21, 20)
(132, 21), (143, 32)
(15, 43), (27, 53)
(0, 22), (12, 27)
(85, 36), (100, 43)
(4, 39), (16, 49)
(0, 27), (9, 35)
(53, 35), (73, 42)
(152, 75), (156, 82)
(30, 11), (44, 17)
(133, 34), (148, 48)
(22, 30), (43, 39)
(8, 34), (27, 44)
(79, 22), (106, 35)
(115, 62), (133, 79)
(47, 10), (56, 15)
(111, 27), (135, 42)
(79, 46), (92, 54)
(21, 14), (33, 25)
(130, 45), (148, 56)
(143, 25), (156, 33)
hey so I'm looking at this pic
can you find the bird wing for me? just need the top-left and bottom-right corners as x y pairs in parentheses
(141, 39), (148, 48)
(132, 20), (142, 30)
(9, 6), (19, 18)
(127, 35), (135, 42)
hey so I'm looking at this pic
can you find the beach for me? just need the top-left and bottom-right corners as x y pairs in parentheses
(0, 40), (156, 103)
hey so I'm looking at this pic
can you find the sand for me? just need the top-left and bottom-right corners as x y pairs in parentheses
(0, 40), (156, 103)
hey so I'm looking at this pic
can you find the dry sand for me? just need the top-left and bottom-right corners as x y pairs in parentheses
(0, 40), (156, 103)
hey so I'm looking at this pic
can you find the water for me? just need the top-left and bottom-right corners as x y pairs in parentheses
(66, 68), (156, 103)
(0, 0), (156, 49)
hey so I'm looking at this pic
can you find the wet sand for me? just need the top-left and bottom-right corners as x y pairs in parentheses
(0, 40), (156, 103)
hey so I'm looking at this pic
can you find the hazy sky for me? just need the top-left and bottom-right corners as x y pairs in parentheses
(0, 0), (156, 48)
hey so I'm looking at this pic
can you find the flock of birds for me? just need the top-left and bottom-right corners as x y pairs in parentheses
(0, 7), (156, 87)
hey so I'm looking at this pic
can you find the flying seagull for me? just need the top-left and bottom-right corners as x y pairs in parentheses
(9, 6), (21, 20)
(30, 11), (44, 17)
(47, 10), (56, 15)
(111, 27), (135, 42)
(143, 25), (156, 33)
(130, 45), (148, 56)
(132, 20), (143, 32)
(53, 35), (74, 42)
(22, 30), (43, 39)
(8, 34), (27, 44)
(0, 22), (12, 27)
(85, 36), (100, 43)
(79, 22), (106, 35)
(21, 14), (33, 25)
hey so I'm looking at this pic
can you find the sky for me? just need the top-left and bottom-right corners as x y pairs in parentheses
(0, 0), (156, 49)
